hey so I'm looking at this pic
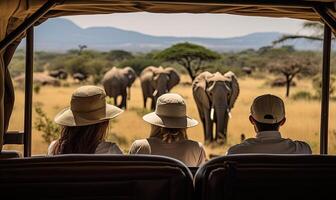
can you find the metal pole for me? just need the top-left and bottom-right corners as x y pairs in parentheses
(24, 27), (34, 157)
(320, 24), (331, 155)
(0, 0), (59, 52)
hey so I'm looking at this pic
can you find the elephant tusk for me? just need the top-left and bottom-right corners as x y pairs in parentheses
(153, 90), (158, 97)
(227, 109), (232, 118)
(210, 108), (215, 120)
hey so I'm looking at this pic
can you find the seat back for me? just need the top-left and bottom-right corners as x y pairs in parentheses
(0, 150), (20, 159)
(195, 155), (336, 200)
(0, 155), (193, 200)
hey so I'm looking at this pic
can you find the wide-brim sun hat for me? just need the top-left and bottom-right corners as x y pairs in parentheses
(54, 85), (123, 126)
(143, 93), (198, 128)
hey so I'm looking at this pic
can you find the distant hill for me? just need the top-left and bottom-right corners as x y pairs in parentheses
(23, 18), (322, 52)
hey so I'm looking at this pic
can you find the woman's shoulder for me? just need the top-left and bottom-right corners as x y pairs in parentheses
(47, 140), (58, 155)
(96, 141), (123, 154)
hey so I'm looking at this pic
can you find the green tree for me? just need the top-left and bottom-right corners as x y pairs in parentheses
(120, 57), (161, 74)
(107, 50), (133, 62)
(156, 42), (220, 81)
(270, 54), (317, 97)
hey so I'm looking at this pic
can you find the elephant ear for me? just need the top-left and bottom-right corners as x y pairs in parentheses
(165, 67), (180, 91)
(192, 72), (212, 109)
(224, 71), (240, 109)
(124, 67), (137, 86)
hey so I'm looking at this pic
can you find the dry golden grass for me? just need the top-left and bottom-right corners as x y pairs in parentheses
(4, 75), (336, 157)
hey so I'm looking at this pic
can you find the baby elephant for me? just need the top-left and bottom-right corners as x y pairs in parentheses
(102, 67), (136, 109)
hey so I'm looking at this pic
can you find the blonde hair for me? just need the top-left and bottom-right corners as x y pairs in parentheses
(149, 125), (188, 143)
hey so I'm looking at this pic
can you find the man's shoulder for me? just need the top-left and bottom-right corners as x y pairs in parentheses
(283, 138), (312, 154)
(227, 139), (257, 154)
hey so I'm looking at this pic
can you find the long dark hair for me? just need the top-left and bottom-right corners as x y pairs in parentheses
(51, 121), (109, 154)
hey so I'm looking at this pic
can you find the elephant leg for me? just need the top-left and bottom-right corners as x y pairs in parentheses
(150, 97), (156, 110)
(204, 109), (213, 144)
(195, 103), (207, 143)
(121, 90), (127, 109)
(143, 97), (147, 109)
(114, 97), (118, 106)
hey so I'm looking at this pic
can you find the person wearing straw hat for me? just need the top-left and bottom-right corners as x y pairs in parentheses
(48, 85), (124, 155)
(227, 94), (312, 154)
(129, 93), (207, 167)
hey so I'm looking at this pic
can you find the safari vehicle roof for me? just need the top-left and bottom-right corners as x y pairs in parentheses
(0, 0), (335, 155)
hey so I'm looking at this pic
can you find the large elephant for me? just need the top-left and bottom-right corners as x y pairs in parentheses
(192, 71), (239, 144)
(140, 66), (180, 110)
(102, 66), (136, 109)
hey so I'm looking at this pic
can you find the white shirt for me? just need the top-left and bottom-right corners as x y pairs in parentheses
(48, 140), (123, 155)
(129, 138), (207, 167)
(227, 131), (312, 155)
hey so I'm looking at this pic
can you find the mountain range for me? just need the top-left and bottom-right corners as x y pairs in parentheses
(23, 18), (323, 52)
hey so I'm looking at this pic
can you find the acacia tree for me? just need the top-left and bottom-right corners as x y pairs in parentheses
(270, 55), (317, 97)
(78, 44), (87, 54)
(156, 42), (220, 81)
(107, 50), (133, 62)
(273, 22), (325, 45)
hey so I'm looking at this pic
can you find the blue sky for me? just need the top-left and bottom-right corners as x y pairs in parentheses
(64, 13), (307, 38)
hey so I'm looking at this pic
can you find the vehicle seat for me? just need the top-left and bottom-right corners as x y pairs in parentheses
(194, 154), (336, 200)
(0, 155), (193, 200)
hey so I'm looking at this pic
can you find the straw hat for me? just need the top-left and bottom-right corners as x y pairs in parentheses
(250, 94), (285, 124)
(143, 93), (198, 128)
(54, 85), (123, 126)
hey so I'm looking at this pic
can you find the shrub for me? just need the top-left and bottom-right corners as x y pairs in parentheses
(33, 84), (41, 94)
(292, 91), (313, 100)
(34, 104), (60, 144)
(312, 75), (336, 98)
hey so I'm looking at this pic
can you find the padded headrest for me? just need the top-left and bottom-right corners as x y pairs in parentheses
(0, 150), (20, 159)
(0, 155), (194, 200)
(195, 154), (336, 200)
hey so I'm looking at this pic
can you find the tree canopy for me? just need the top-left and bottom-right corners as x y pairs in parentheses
(156, 42), (220, 80)
(107, 50), (134, 62)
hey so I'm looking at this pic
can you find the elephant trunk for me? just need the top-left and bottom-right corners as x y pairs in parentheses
(215, 106), (229, 143)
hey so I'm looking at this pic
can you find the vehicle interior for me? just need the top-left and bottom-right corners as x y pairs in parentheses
(0, 0), (335, 199)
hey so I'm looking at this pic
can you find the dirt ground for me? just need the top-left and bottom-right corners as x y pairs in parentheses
(4, 75), (336, 157)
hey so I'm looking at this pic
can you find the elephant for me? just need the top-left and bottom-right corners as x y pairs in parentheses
(73, 73), (88, 82)
(140, 66), (180, 110)
(49, 69), (68, 80)
(192, 71), (239, 144)
(102, 66), (136, 109)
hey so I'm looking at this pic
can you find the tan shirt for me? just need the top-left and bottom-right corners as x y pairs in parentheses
(129, 138), (207, 167)
(48, 140), (123, 155)
(227, 131), (312, 155)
